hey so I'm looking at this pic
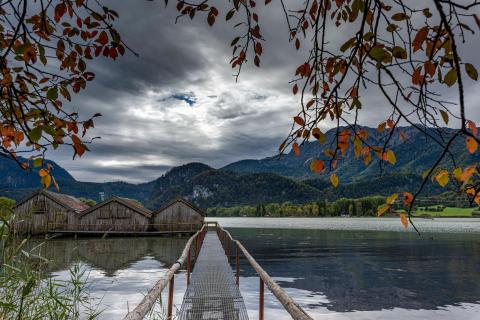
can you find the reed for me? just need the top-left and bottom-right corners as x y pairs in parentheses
(0, 211), (101, 320)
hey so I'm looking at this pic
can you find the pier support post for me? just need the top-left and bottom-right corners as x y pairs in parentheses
(259, 278), (264, 320)
(168, 275), (175, 319)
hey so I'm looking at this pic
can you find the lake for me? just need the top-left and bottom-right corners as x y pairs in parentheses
(41, 218), (480, 319)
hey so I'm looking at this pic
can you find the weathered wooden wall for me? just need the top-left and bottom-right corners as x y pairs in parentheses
(78, 201), (149, 231)
(13, 194), (71, 235)
(151, 201), (204, 231)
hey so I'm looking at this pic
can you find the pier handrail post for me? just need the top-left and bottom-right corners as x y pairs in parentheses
(227, 236), (231, 262)
(236, 242), (240, 286)
(187, 245), (191, 286)
(259, 278), (264, 320)
(167, 275), (174, 319)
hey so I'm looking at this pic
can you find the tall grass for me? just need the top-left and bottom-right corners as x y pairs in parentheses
(0, 211), (101, 320)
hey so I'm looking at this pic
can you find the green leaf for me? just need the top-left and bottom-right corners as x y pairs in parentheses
(46, 87), (58, 100)
(369, 47), (386, 62)
(444, 68), (458, 87)
(440, 110), (449, 124)
(29, 127), (42, 143)
(392, 46), (407, 59)
(226, 9), (235, 21)
(340, 37), (356, 52)
(465, 63), (478, 81)
(33, 158), (43, 168)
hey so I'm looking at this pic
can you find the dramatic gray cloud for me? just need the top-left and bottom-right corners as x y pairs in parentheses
(43, 0), (480, 183)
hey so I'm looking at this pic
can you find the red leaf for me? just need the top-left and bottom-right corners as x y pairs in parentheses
(293, 116), (305, 126)
(97, 31), (109, 46)
(293, 84), (299, 95)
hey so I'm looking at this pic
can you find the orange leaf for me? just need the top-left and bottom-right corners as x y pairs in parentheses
(413, 26), (428, 52)
(466, 137), (478, 154)
(387, 119), (394, 129)
(39, 168), (49, 177)
(460, 166), (476, 182)
(403, 192), (413, 205)
(292, 142), (300, 156)
(310, 159), (324, 173)
(400, 213), (408, 229)
(467, 120), (478, 136)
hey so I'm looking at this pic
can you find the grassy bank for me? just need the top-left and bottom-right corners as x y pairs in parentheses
(415, 206), (476, 217)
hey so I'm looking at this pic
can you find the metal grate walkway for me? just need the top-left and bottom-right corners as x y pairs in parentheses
(178, 231), (249, 320)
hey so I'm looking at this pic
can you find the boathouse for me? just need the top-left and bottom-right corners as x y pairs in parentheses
(13, 189), (89, 235)
(77, 196), (151, 232)
(151, 197), (205, 232)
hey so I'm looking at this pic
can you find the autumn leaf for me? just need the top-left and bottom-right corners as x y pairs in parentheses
(403, 192), (413, 205)
(386, 150), (396, 165)
(412, 26), (428, 52)
(98, 31), (109, 46)
(400, 213), (408, 229)
(293, 84), (299, 95)
(466, 136), (478, 154)
(444, 69), (458, 86)
(330, 173), (339, 187)
(440, 110), (449, 125)
(310, 159), (324, 173)
(294, 116), (305, 126)
(387, 193), (398, 205)
(435, 170), (449, 187)
(377, 204), (390, 216)
(465, 63), (478, 81)
(460, 166), (476, 182)
(42, 174), (52, 189)
(39, 168), (49, 177)
(467, 120), (478, 136)
(292, 142), (300, 156)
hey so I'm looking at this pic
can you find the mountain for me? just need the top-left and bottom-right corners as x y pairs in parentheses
(0, 126), (470, 209)
(146, 163), (322, 208)
(223, 126), (476, 182)
(0, 156), (155, 203)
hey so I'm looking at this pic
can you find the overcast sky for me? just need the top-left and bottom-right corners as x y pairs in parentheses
(46, 1), (480, 183)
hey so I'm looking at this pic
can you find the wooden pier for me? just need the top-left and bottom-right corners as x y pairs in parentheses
(124, 222), (313, 320)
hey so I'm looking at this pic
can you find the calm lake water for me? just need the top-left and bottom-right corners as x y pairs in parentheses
(40, 218), (480, 319)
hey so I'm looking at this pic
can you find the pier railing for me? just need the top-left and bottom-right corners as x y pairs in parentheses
(215, 222), (314, 320)
(123, 224), (207, 320)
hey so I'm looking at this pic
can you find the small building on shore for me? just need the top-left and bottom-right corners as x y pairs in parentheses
(77, 196), (151, 232)
(13, 190), (89, 235)
(151, 197), (205, 232)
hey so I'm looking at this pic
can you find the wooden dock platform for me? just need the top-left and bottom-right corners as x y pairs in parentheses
(178, 231), (249, 319)
(124, 223), (313, 320)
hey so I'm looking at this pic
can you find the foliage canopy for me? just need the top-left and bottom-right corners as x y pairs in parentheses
(1, 0), (480, 228)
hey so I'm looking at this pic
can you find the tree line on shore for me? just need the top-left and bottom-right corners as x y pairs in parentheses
(207, 196), (388, 217)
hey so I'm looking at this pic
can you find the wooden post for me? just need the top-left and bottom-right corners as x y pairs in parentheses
(167, 275), (174, 319)
(259, 277), (264, 320)
(187, 246), (191, 286)
(236, 242), (240, 286)
(195, 235), (199, 258)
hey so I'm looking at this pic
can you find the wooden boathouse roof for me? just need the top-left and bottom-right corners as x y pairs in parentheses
(153, 196), (206, 217)
(15, 189), (90, 213)
(79, 196), (152, 218)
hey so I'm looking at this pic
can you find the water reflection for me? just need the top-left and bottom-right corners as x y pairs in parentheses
(30, 236), (188, 276)
(32, 226), (480, 320)
(230, 228), (480, 314)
